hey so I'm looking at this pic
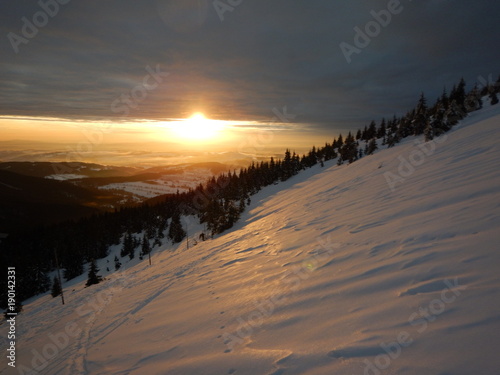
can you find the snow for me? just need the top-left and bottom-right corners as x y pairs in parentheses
(2, 104), (500, 374)
(45, 174), (88, 181)
(98, 169), (216, 199)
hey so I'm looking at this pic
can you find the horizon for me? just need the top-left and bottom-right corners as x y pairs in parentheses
(1, 1), (500, 166)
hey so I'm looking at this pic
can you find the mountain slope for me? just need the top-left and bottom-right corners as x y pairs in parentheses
(1, 104), (499, 375)
(0, 162), (139, 179)
(0, 170), (104, 233)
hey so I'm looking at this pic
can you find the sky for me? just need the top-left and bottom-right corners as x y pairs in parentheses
(0, 0), (499, 163)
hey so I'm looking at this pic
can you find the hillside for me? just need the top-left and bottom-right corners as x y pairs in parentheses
(1, 103), (499, 374)
(0, 162), (231, 231)
(0, 162), (139, 179)
(0, 170), (104, 233)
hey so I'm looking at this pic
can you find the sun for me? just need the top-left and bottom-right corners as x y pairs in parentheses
(173, 112), (225, 141)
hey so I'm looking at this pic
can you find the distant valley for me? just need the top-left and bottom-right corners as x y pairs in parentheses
(0, 161), (232, 234)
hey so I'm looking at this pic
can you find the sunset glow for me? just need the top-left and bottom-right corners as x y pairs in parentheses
(171, 113), (226, 142)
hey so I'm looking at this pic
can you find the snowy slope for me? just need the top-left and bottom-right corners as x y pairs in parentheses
(1, 104), (500, 375)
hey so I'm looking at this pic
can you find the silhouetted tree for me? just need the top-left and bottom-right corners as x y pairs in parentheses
(51, 276), (62, 298)
(85, 259), (102, 287)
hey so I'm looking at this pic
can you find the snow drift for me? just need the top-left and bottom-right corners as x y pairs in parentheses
(1, 103), (500, 375)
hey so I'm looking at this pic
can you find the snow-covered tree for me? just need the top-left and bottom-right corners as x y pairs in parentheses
(114, 256), (121, 271)
(490, 92), (499, 105)
(366, 138), (378, 155)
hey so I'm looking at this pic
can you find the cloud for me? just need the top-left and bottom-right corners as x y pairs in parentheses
(1, 0), (499, 134)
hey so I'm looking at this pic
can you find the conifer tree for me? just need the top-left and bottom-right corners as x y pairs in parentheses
(51, 276), (62, 298)
(386, 133), (395, 148)
(445, 99), (466, 126)
(366, 138), (378, 155)
(168, 212), (186, 243)
(424, 121), (434, 142)
(377, 118), (386, 138)
(29, 266), (51, 295)
(121, 233), (133, 258)
(356, 129), (362, 140)
(490, 91), (499, 105)
(450, 78), (467, 112)
(85, 259), (102, 287)
(129, 241), (136, 260)
(412, 93), (429, 135)
(465, 85), (483, 112)
(238, 196), (246, 213)
(340, 132), (358, 164)
(114, 255), (121, 271)
(141, 234), (151, 257)
(367, 121), (377, 140)
(226, 201), (240, 229)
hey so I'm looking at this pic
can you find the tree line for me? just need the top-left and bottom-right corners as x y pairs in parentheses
(1, 75), (498, 311)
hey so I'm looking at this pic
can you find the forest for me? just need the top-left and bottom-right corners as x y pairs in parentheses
(1, 75), (499, 311)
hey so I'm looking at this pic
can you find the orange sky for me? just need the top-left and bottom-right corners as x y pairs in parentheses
(0, 114), (335, 165)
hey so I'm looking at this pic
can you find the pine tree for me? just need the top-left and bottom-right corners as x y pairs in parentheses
(141, 234), (151, 257)
(366, 138), (378, 155)
(129, 241), (136, 260)
(156, 219), (166, 242)
(225, 201), (240, 229)
(51, 276), (62, 298)
(385, 133), (395, 148)
(85, 259), (102, 287)
(412, 93), (428, 135)
(238, 196), (246, 213)
(465, 85), (483, 112)
(340, 132), (358, 164)
(355, 129), (362, 140)
(450, 78), (467, 112)
(490, 91), (499, 105)
(114, 256), (121, 271)
(30, 266), (51, 295)
(168, 212), (186, 243)
(424, 121), (434, 142)
(377, 118), (386, 138)
(367, 121), (377, 140)
(445, 99), (466, 126)
(121, 232), (135, 258)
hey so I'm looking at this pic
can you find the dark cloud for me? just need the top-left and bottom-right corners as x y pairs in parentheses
(1, 0), (499, 132)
